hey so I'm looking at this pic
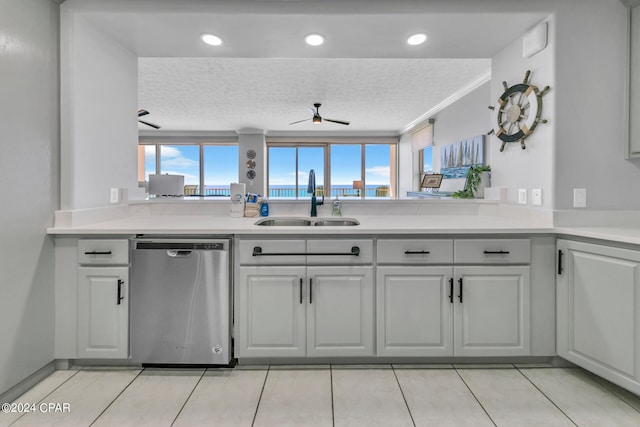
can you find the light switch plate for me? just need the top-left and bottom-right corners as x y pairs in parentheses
(518, 188), (528, 205)
(532, 189), (542, 206)
(110, 187), (120, 204)
(573, 188), (587, 208)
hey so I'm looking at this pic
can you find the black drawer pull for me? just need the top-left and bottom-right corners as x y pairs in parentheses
(253, 246), (360, 257)
(483, 250), (510, 255)
(448, 278), (454, 304)
(458, 278), (463, 303)
(404, 250), (430, 255)
(84, 251), (112, 255)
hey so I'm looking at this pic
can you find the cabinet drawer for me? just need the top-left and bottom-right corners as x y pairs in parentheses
(377, 239), (453, 264)
(78, 239), (129, 265)
(238, 239), (306, 265)
(454, 239), (530, 264)
(306, 239), (373, 265)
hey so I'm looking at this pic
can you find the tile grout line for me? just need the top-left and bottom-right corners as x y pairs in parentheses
(330, 365), (335, 427)
(453, 367), (498, 427)
(587, 371), (640, 414)
(8, 368), (83, 427)
(250, 365), (270, 427)
(390, 365), (416, 427)
(515, 367), (579, 427)
(169, 368), (207, 427)
(87, 367), (144, 427)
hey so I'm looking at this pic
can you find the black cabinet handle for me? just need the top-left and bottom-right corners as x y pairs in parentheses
(117, 279), (124, 305)
(253, 246), (360, 257)
(85, 251), (112, 255)
(458, 278), (463, 303)
(309, 278), (313, 304)
(299, 278), (303, 304)
(483, 250), (510, 255)
(404, 250), (430, 255)
(448, 278), (454, 304)
(558, 250), (564, 275)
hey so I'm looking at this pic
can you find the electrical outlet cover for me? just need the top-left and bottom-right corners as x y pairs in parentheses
(518, 188), (528, 205)
(573, 188), (587, 208)
(532, 189), (542, 206)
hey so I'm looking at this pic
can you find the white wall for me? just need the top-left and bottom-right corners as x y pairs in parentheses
(432, 81), (492, 171)
(490, 16), (556, 208)
(60, 9), (138, 210)
(0, 0), (59, 396)
(554, 0), (639, 209)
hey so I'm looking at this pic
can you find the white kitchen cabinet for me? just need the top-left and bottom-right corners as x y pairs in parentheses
(77, 267), (129, 359)
(376, 266), (453, 357)
(237, 265), (374, 358)
(454, 266), (530, 357)
(376, 238), (531, 358)
(236, 238), (374, 359)
(307, 266), (374, 356)
(237, 266), (307, 358)
(557, 239), (640, 395)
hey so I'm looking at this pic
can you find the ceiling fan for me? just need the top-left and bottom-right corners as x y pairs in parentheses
(138, 109), (161, 129)
(289, 103), (350, 126)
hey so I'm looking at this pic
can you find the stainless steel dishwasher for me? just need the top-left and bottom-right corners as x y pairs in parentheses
(130, 238), (231, 365)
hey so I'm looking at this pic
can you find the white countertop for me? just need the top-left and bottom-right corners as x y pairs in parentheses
(46, 201), (640, 247)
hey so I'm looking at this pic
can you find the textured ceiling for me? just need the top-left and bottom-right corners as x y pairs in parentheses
(66, 0), (550, 133)
(138, 57), (491, 132)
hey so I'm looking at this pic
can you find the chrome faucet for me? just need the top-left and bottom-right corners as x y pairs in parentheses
(307, 169), (324, 217)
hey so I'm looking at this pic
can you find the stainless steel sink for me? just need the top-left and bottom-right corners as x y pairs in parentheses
(254, 218), (313, 226)
(312, 218), (360, 226)
(254, 217), (359, 227)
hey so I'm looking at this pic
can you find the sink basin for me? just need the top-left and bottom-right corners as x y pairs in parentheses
(254, 218), (313, 226)
(254, 217), (359, 227)
(312, 218), (360, 226)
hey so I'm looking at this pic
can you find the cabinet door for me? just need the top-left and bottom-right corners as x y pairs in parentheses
(306, 266), (374, 356)
(77, 267), (128, 358)
(454, 266), (530, 357)
(376, 266), (454, 357)
(237, 266), (306, 357)
(557, 240), (640, 394)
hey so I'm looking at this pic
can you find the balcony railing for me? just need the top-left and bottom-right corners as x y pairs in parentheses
(183, 185), (391, 198)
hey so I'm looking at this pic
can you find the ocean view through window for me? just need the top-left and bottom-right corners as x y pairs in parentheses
(268, 140), (397, 199)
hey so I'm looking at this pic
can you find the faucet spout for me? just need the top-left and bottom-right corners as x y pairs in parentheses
(307, 169), (324, 217)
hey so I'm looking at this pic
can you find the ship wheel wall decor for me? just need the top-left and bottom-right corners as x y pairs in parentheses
(488, 70), (550, 151)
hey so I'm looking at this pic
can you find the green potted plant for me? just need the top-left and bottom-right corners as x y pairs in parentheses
(452, 165), (491, 199)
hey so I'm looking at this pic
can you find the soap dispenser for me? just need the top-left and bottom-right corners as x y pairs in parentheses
(331, 197), (342, 216)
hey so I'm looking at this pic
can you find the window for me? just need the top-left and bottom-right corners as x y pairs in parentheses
(138, 142), (238, 196)
(267, 140), (397, 199)
(268, 145), (325, 199)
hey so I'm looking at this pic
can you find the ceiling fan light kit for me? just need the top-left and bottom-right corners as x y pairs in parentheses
(289, 103), (350, 126)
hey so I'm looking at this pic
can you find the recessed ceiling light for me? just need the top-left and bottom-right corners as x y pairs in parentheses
(201, 33), (223, 46)
(305, 33), (324, 46)
(407, 33), (428, 46)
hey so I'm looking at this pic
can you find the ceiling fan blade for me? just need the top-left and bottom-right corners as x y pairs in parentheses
(138, 119), (161, 129)
(289, 118), (312, 125)
(324, 118), (350, 126)
(138, 109), (150, 117)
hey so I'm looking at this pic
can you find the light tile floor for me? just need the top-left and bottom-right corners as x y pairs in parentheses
(2, 365), (639, 427)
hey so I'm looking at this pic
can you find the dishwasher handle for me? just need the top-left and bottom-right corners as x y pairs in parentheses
(167, 250), (193, 257)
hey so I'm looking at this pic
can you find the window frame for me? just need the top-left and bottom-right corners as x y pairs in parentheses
(266, 138), (398, 199)
(138, 140), (239, 196)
